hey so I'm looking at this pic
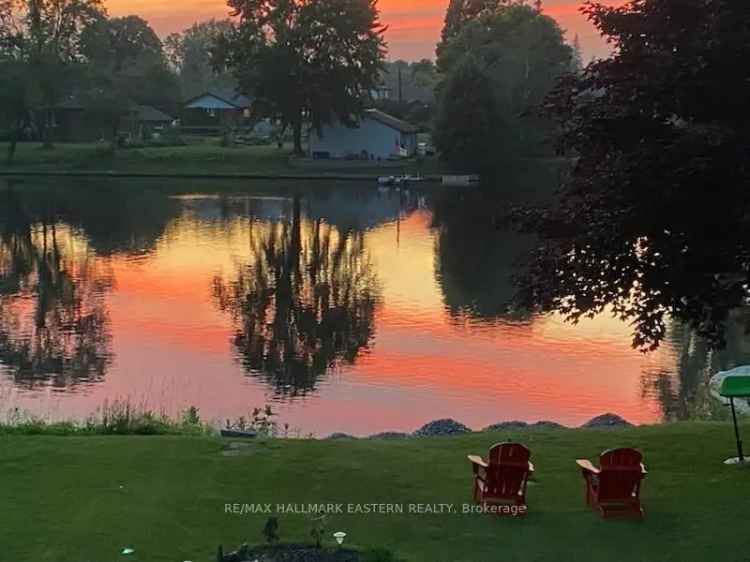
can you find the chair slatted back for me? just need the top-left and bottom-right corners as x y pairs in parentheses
(484, 443), (531, 499)
(598, 448), (644, 502)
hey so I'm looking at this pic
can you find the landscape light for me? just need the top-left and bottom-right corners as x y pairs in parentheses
(333, 531), (347, 545)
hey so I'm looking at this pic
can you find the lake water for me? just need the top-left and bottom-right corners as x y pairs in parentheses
(0, 174), (746, 435)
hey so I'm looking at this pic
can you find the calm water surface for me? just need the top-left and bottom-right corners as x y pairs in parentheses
(0, 175), (746, 435)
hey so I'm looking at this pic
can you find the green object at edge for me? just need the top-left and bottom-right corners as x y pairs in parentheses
(720, 376), (750, 398)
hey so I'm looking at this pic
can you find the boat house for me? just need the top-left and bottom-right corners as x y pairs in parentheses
(309, 109), (418, 160)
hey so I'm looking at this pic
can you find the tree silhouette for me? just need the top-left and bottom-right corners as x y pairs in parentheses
(213, 196), (380, 396)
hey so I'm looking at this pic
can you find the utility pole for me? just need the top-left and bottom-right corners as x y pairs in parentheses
(398, 65), (403, 104)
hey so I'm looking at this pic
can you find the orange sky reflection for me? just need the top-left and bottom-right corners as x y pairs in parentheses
(0, 200), (678, 436)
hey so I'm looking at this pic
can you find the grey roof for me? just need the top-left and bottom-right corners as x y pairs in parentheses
(184, 89), (252, 109)
(55, 95), (172, 122)
(56, 93), (86, 110)
(136, 105), (173, 122)
(365, 109), (418, 134)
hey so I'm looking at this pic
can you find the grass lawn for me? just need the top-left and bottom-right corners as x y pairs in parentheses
(1, 422), (749, 562)
(0, 142), (443, 177)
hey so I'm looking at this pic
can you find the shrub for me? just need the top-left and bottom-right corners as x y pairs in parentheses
(0, 402), (213, 436)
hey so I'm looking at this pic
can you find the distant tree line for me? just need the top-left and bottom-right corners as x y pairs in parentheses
(1, 0), (579, 168)
(0, 1), (244, 161)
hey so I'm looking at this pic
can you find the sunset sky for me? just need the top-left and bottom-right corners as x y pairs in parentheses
(107, 0), (622, 62)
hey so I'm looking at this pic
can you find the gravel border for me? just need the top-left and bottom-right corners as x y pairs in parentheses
(308, 413), (636, 440)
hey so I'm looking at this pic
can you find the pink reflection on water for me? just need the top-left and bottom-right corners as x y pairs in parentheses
(0, 201), (676, 435)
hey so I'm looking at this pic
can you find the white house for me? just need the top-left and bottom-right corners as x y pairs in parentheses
(369, 85), (392, 101)
(309, 109), (418, 161)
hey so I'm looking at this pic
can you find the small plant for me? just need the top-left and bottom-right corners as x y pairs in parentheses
(0, 401), (213, 436)
(251, 405), (277, 437)
(225, 405), (279, 438)
(262, 516), (280, 545)
(181, 406), (202, 427)
(310, 514), (327, 549)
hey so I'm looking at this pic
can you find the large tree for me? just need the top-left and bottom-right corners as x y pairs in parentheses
(164, 20), (236, 100)
(516, 0), (750, 351)
(80, 16), (179, 144)
(0, 0), (104, 150)
(433, 56), (504, 171)
(0, 59), (33, 163)
(435, 3), (571, 165)
(215, 0), (386, 154)
(437, 0), (504, 60)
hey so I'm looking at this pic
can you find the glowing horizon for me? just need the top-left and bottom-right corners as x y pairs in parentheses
(106, 0), (625, 62)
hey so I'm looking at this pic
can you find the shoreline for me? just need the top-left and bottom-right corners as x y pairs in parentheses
(0, 169), (445, 182)
(326, 413), (639, 440)
(2, 409), (739, 439)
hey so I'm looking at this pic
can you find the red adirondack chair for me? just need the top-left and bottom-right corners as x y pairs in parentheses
(467, 442), (534, 516)
(576, 448), (647, 519)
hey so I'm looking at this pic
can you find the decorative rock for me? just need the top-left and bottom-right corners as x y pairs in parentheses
(220, 429), (257, 439)
(483, 421), (529, 432)
(325, 432), (357, 440)
(581, 413), (633, 428)
(413, 419), (471, 437)
(367, 431), (411, 440)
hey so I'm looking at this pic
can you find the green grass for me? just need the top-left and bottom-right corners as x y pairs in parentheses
(1, 422), (749, 561)
(0, 142), (291, 174)
(0, 142), (445, 176)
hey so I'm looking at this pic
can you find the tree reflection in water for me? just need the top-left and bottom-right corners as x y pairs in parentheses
(432, 189), (535, 323)
(0, 186), (114, 389)
(213, 196), (381, 397)
(641, 315), (750, 421)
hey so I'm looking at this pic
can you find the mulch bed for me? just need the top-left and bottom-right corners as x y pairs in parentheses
(222, 544), (361, 562)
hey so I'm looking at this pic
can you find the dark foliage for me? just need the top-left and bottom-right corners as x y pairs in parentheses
(212, 197), (380, 396)
(516, 0), (750, 350)
(433, 56), (504, 172)
(215, 0), (386, 154)
(437, 0), (505, 60)
(435, 3), (571, 166)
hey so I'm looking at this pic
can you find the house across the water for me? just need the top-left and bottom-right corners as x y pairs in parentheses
(53, 95), (174, 142)
(309, 109), (418, 160)
(182, 89), (253, 127)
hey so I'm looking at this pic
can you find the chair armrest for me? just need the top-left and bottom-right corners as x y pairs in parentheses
(576, 459), (600, 474)
(467, 454), (488, 468)
(528, 461), (535, 472)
